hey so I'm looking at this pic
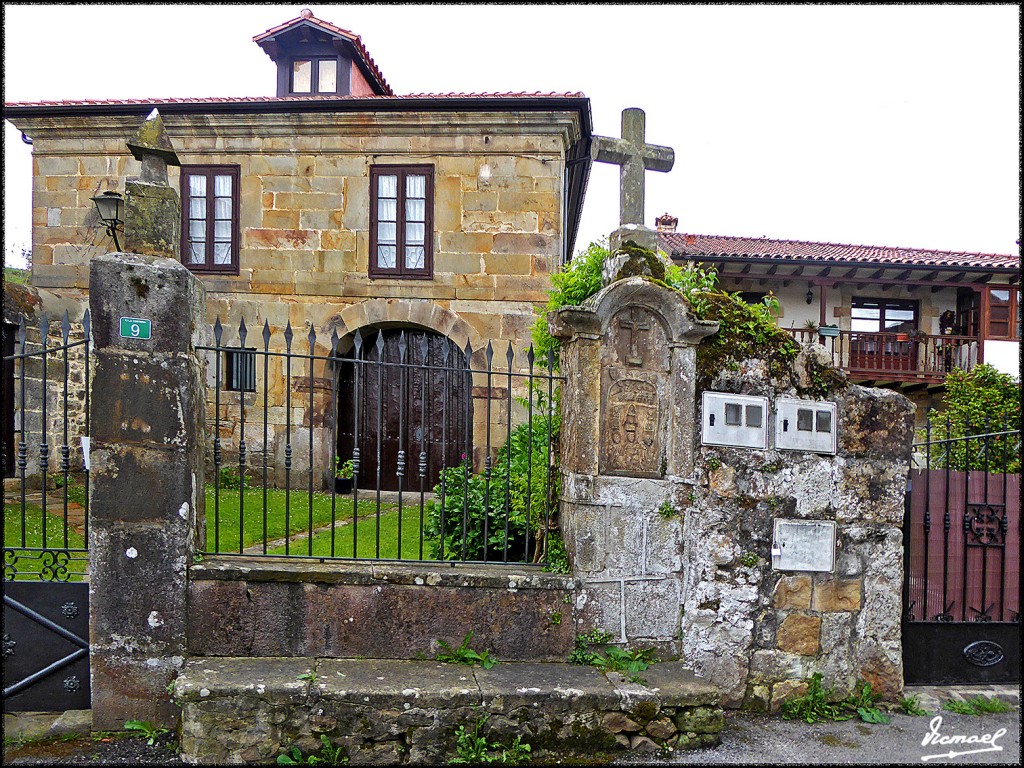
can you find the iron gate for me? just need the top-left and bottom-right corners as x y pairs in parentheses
(902, 422), (1020, 684)
(2, 312), (91, 712)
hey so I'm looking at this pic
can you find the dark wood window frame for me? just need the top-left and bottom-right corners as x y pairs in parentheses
(180, 165), (241, 275)
(369, 165), (434, 280)
(983, 286), (1019, 341)
(289, 56), (341, 95)
(850, 296), (919, 332)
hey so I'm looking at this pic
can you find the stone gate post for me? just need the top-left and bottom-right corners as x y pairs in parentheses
(88, 253), (206, 729)
(550, 276), (716, 652)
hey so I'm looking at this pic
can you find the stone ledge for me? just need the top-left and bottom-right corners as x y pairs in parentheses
(191, 556), (578, 591)
(174, 658), (723, 764)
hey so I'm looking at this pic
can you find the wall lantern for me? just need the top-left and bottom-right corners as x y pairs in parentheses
(806, 285), (814, 305)
(91, 191), (125, 252)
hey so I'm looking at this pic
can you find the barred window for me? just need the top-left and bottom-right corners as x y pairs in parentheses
(225, 348), (256, 393)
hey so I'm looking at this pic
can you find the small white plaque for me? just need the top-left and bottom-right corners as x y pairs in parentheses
(772, 519), (836, 572)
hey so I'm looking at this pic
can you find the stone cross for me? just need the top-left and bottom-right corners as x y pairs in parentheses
(618, 308), (651, 366)
(592, 108), (674, 250)
(123, 108), (182, 257)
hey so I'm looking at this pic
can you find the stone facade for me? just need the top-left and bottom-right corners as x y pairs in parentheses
(8, 107), (584, 485)
(552, 271), (915, 710)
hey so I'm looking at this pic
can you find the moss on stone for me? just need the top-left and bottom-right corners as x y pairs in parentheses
(611, 240), (667, 283)
(689, 291), (800, 389)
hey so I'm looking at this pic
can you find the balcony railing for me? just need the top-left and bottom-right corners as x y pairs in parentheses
(786, 329), (979, 382)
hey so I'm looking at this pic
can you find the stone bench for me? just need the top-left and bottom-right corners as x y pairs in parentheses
(173, 658), (723, 764)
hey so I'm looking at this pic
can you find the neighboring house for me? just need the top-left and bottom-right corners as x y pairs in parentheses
(2, 11), (593, 487)
(655, 214), (1020, 418)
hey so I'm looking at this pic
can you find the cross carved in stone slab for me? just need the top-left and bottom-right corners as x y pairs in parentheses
(591, 108), (675, 228)
(618, 308), (652, 367)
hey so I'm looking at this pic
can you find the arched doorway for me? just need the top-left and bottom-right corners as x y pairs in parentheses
(336, 328), (472, 492)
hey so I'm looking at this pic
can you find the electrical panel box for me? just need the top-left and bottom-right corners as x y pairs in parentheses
(771, 519), (836, 572)
(774, 397), (837, 454)
(701, 392), (769, 449)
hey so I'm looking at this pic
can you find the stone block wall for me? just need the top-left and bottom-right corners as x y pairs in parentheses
(554, 275), (915, 710)
(13, 109), (580, 486)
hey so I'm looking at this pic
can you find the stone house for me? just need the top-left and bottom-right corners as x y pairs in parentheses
(3, 10), (593, 487)
(655, 214), (1021, 419)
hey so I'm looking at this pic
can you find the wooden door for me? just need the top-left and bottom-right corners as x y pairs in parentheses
(336, 329), (471, 492)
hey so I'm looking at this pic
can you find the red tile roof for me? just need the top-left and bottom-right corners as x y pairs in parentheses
(4, 93), (587, 109)
(253, 10), (393, 96)
(660, 231), (1019, 272)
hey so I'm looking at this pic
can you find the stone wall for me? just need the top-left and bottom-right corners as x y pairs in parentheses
(13, 109), (580, 485)
(553, 273), (915, 710)
(187, 560), (576, 662)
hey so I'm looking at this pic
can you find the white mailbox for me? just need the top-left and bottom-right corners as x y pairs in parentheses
(774, 397), (837, 454)
(701, 392), (769, 449)
(771, 519), (836, 572)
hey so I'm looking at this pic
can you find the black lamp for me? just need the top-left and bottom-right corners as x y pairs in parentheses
(806, 285), (814, 305)
(91, 191), (124, 252)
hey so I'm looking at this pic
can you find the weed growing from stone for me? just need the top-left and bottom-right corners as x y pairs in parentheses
(739, 552), (759, 568)
(451, 716), (531, 764)
(297, 671), (319, 684)
(436, 631), (498, 669)
(943, 695), (1013, 715)
(548, 610), (562, 625)
(656, 500), (679, 519)
(780, 673), (852, 724)
(898, 695), (929, 716)
(276, 734), (348, 765)
(705, 456), (722, 471)
(567, 629), (655, 676)
(123, 720), (169, 746)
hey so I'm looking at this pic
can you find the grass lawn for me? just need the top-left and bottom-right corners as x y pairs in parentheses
(3, 501), (88, 581)
(266, 504), (438, 560)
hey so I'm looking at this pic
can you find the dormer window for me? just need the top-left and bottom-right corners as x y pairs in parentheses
(291, 57), (338, 94)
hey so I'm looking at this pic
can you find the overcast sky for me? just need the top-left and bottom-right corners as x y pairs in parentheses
(3, 3), (1020, 268)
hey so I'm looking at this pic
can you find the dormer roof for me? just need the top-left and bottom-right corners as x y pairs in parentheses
(253, 9), (393, 96)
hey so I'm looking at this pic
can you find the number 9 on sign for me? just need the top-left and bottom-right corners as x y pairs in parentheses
(119, 317), (152, 340)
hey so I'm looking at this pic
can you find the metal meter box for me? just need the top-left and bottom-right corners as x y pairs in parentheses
(774, 397), (837, 454)
(771, 519), (836, 572)
(701, 392), (769, 449)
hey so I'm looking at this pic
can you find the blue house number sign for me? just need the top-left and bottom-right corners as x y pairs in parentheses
(119, 317), (152, 340)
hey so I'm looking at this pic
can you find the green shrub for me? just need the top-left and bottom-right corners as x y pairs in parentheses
(425, 398), (558, 563)
(926, 364), (1020, 472)
(780, 673), (851, 724)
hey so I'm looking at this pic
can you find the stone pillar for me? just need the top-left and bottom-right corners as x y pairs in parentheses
(122, 109), (181, 258)
(550, 276), (716, 653)
(88, 252), (206, 729)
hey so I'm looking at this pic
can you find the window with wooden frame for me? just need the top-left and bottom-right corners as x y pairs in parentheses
(290, 57), (339, 95)
(985, 288), (1019, 340)
(850, 297), (918, 333)
(369, 165), (434, 279)
(180, 165), (240, 274)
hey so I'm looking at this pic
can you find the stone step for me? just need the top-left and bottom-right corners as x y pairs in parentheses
(173, 657), (723, 764)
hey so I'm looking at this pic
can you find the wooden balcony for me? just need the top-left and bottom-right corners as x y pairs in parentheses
(785, 329), (980, 386)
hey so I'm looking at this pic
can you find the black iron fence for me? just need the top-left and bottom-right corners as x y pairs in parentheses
(2, 313), (91, 582)
(199, 318), (561, 567)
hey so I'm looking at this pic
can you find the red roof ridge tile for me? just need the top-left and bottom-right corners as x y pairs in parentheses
(664, 231), (1017, 262)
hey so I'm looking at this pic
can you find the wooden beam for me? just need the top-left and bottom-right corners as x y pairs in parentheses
(818, 266), (831, 277)
(766, 264), (778, 276)
(869, 268), (886, 280)
(740, 263), (752, 275)
(920, 270), (939, 282)
(843, 268), (859, 278)
(895, 269), (913, 281)
(791, 266), (804, 277)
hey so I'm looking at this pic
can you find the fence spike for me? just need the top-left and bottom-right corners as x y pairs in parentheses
(330, 328), (340, 355)
(353, 327), (364, 355)
(238, 316), (248, 347)
(284, 321), (294, 350)
(505, 341), (514, 368)
(213, 317), (223, 346)
(442, 338), (451, 363)
(262, 319), (271, 348)
(398, 329), (407, 362)
(375, 329), (385, 356)
(486, 341), (494, 368)
(527, 344), (535, 367)
(17, 316), (26, 346)
(40, 313), (49, 342)
(546, 348), (554, 372)
(82, 309), (90, 338)
(307, 324), (316, 350)
(463, 339), (473, 364)
(61, 310), (70, 344)
(418, 332), (429, 364)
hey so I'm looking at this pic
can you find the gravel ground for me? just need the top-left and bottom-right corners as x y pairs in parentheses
(614, 710), (1022, 765)
(3, 706), (1019, 765)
